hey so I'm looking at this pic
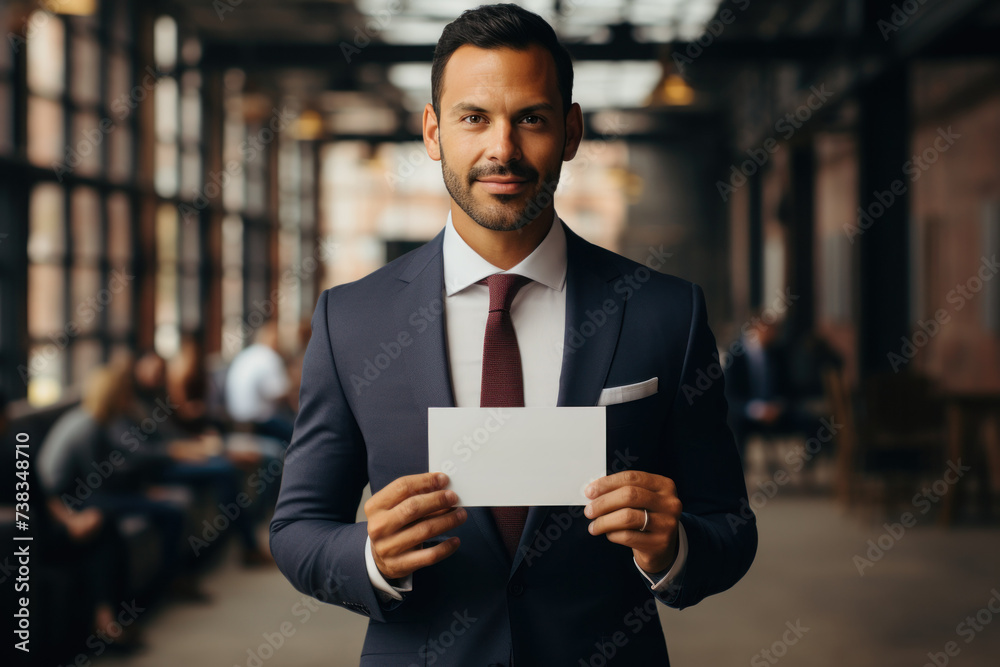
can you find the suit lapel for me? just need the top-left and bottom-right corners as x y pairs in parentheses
(394, 231), (454, 413)
(555, 224), (626, 408)
(511, 223), (626, 575)
(395, 232), (510, 569)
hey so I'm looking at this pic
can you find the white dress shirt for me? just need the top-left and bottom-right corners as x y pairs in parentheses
(366, 212), (687, 601)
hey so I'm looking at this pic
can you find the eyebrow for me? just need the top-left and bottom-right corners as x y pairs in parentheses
(449, 102), (556, 117)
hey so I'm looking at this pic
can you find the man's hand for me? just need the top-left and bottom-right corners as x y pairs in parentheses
(364, 472), (467, 581)
(584, 471), (683, 574)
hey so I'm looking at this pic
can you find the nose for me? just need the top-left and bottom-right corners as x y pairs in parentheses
(486, 120), (521, 165)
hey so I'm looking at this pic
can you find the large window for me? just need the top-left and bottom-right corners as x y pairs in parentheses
(217, 67), (315, 360)
(6, 3), (317, 401)
(21, 2), (138, 405)
(276, 136), (318, 353)
(152, 15), (206, 359)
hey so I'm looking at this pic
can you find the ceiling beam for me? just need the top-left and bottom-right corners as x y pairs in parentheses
(200, 36), (848, 70)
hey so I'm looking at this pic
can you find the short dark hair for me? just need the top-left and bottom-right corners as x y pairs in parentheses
(431, 4), (574, 119)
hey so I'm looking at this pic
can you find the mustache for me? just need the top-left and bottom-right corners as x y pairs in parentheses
(467, 163), (538, 184)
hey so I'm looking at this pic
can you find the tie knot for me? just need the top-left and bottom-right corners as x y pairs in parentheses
(486, 273), (532, 313)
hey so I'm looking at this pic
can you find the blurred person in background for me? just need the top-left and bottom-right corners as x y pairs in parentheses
(725, 315), (827, 463)
(134, 350), (195, 441)
(128, 350), (272, 566)
(1, 388), (135, 649)
(4, 393), (139, 659)
(167, 334), (210, 431)
(37, 358), (203, 600)
(225, 319), (295, 443)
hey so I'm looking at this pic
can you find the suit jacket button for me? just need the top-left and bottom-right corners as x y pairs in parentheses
(508, 582), (524, 596)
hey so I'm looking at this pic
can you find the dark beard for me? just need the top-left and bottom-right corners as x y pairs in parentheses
(440, 149), (561, 232)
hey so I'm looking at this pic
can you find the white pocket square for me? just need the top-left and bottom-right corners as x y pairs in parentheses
(597, 377), (658, 406)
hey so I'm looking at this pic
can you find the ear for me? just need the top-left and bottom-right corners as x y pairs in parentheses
(423, 103), (441, 162)
(562, 102), (584, 162)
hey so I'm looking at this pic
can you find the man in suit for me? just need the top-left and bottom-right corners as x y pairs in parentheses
(270, 5), (756, 665)
(725, 315), (826, 461)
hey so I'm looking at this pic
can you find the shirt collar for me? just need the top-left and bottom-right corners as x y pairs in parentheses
(442, 210), (568, 297)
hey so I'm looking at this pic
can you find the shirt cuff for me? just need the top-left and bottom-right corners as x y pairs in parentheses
(634, 521), (688, 592)
(365, 535), (413, 601)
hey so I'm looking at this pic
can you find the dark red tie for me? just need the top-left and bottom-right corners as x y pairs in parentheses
(481, 273), (532, 558)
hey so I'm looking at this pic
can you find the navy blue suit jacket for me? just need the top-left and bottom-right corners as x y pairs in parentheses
(270, 223), (757, 666)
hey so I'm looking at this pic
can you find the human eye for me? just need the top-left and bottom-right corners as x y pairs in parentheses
(462, 115), (485, 124)
(521, 115), (543, 125)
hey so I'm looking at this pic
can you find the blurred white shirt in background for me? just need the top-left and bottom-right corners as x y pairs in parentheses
(225, 344), (289, 423)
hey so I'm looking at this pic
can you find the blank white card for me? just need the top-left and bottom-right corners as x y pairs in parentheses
(428, 407), (606, 506)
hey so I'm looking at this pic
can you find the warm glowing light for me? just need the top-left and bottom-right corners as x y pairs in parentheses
(52, 0), (98, 16)
(661, 74), (695, 106)
(292, 110), (324, 141)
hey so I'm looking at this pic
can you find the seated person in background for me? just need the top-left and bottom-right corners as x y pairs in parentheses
(37, 358), (202, 599)
(225, 320), (295, 443)
(725, 315), (821, 462)
(129, 351), (271, 566)
(167, 334), (210, 431)
(1, 389), (135, 649)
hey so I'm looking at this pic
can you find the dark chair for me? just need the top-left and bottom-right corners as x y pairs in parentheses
(831, 371), (948, 513)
